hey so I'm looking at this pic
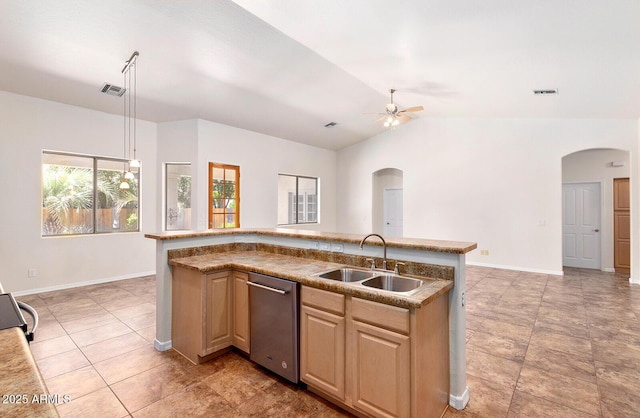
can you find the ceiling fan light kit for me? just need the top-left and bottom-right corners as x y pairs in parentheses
(377, 88), (423, 129)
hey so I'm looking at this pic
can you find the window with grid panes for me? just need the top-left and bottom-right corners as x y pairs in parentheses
(208, 163), (239, 228)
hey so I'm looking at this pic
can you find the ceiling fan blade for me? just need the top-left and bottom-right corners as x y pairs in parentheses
(397, 114), (412, 122)
(374, 115), (388, 123)
(399, 106), (424, 113)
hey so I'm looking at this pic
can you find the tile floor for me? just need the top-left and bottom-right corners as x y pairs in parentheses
(16, 266), (640, 417)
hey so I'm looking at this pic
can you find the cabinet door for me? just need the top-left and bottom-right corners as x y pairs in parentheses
(352, 320), (410, 418)
(232, 271), (250, 353)
(301, 304), (346, 400)
(204, 271), (233, 354)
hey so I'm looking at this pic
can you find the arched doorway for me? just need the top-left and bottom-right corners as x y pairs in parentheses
(562, 148), (631, 273)
(372, 168), (403, 237)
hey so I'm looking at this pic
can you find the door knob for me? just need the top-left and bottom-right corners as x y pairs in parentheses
(593, 229), (600, 232)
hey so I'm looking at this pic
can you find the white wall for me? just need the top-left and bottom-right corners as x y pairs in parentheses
(156, 120), (199, 231)
(562, 149), (630, 271)
(194, 119), (337, 231)
(0, 91), (157, 293)
(337, 117), (639, 275)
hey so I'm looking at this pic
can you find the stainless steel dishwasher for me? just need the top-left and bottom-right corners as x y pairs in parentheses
(248, 272), (299, 383)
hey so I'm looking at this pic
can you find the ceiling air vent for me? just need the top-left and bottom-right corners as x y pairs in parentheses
(100, 83), (126, 97)
(533, 89), (558, 95)
(324, 122), (338, 128)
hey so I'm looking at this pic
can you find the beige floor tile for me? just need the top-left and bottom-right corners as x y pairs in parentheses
(37, 348), (90, 379)
(46, 366), (107, 403)
(523, 345), (596, 383)
(515, 365), (600, 416)
(56, 387), (128, 418)
(476, 317), (533, 344)
(120, 311), (155, 331)
(595, 360), (640, 416)
(462, 375), (513, 418)
(69, 321), (132, 347)
(30, 335), (77, 360)
(466, 349), (522, 390)
(94, 345), (175, 385)
(59, 311), (121, 334)
(32, 320), (69, 343)
(135, 325), (156, 343)
(111, 362), (198, 413)
(132, 381), (234, 418)
(528, 329), (592, 358)
(467, 330), (528, 362)
(80, 332), (148, 364)
(508, 391), (598, 417)
(110, 302), (155, 321)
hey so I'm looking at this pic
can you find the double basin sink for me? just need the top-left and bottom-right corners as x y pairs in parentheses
(314, 267), (426, 294)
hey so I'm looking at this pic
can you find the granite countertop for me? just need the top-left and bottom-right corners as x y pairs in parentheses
(0, 328), (59, 418)
(170, 251), (453, 309)
(146, 228), (477, 255)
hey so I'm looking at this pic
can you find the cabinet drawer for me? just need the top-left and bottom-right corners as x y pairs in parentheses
(352, 298), (410, 334)
(301, 286), (345, 315)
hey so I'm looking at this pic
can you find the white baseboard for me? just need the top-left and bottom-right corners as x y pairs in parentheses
(466, 261), (563, 276)
(630, 278), (640, 285)
(449, 386), (470, 410)
(11, 271), (156, 297)
(602, 268), (616, 273)
(154, 339), (172, 351)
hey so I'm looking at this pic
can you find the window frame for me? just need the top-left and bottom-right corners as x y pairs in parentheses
(208, 162), (240, 229)
(41, 150), (141, 237)
(165, 162), (192, 231)
(278, 174), (319, 225)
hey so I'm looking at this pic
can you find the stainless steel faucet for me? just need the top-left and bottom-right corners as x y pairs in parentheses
(359, 233), (388, 270)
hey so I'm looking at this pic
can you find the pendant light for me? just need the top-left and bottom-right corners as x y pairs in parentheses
(119, 51), (139, 190)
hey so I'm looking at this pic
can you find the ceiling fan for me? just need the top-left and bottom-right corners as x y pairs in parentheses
(375, 89), (424, 127)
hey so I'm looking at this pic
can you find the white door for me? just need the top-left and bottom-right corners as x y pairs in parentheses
(562, 183), (601, 269)
(383, 188), (403, 237)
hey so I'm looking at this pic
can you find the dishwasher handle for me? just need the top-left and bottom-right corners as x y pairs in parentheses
(247, 281), (288, 295)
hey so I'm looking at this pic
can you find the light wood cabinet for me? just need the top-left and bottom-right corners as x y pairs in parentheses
(351, 309), (410, 417)
(300, 285), (449, 418)
(172, 267), (234, 364)
(204, 271), (233, 355)
(301, 287), (346, 400)
(232, 271), (250, 353)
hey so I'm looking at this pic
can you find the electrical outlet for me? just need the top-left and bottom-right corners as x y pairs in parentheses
(319, 242), (331, 251)
(480, 250), (489, 256)
(28, 268), (37, 278)
(331, 243), (344, 253)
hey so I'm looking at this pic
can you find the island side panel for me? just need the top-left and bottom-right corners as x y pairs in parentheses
(154, 235), (238, 351)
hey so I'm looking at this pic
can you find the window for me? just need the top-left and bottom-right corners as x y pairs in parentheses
(278, 174), (318, 225)
(42, 151), (139, 236)
(166, 163), (192, 231)
(209, 163), (239, 228)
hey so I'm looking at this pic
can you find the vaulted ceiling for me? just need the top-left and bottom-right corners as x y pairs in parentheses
(1, 0), (639, 150)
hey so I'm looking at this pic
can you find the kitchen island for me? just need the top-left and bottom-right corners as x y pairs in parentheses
(145, 228), (476, 411)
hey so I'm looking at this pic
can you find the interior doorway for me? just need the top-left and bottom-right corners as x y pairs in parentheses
(372, 168), (403, 235)
(614, 178), (630, 273)
(383, 188), (403, 237)
(562, 182), (601, 269)
(561, 149), (631, 272)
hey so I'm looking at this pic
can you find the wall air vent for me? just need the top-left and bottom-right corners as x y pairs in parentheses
(100, 83), (126, 97)
(324, 122), (338, 128)
(533, 89), (558, 95)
